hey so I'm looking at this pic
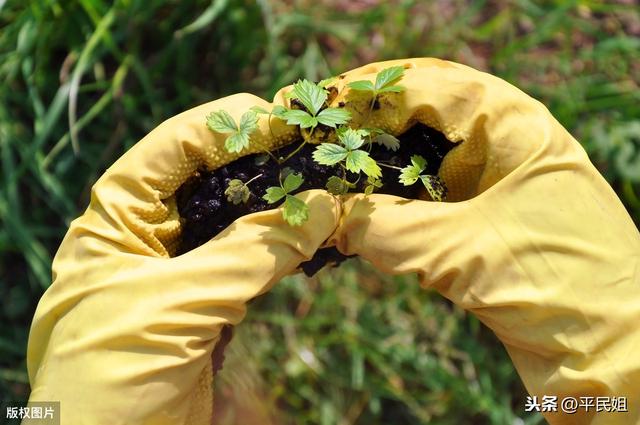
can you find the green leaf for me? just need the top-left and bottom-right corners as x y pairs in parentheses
(290, 79), (326, 115)
(263, 186), (286, 204)
(280, 167), (295, 181)
(375, 66), (405, 91)
(325, 175), (351, 195)
(364, 185), (374, 196)
(420, 175), (447, 202)
(225, 132), (250, 153)
(336, 126), (367, 138)
(345, 150), (381, 178)
(339, 128), (365, 150)
(399, 155), (427, 185)
(410, 154), (428, 171)
(283, 195), (310, 226)
(255, 154), (270, 166)
(316, 108), (351, 127)
(299, 115), (319, 129)
(367, 175), (383, 188)
(317, 76), (337, 88)
(283, 172), (304, 193)
(206, 110), (238, 133)
(225, 179), (251, 204)
(249, 105), (270, 115)
(313, 143), (348, 165)
(364, 176), (383, 196)
(373, 133), (400, 151)
(377, 85), (405, 93)
(239, 110), (259, 134)
(361, 156), (382, 178)
(399, 168), (419, 185)
(360, 127), (385, 137)
(347, 80), (375, 92)
(271, 105), (288, 119)
(282, 109), (316, 127)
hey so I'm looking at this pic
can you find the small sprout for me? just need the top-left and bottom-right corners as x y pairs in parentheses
(224, 174), (263, 205)
(206, 110), (259, 153)
(325, 175), (354, 195)
(282, 79), (351, 132)
(399, 155), (427, 185)
(364, 176), (383, 195)
(399, 155), (447, 201)
(347, 65), (406, 96)
(225, 179), (251, 205)
(263, 172), (310, 226)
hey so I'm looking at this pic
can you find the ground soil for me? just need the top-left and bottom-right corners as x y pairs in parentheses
(176, 123), (456, 275)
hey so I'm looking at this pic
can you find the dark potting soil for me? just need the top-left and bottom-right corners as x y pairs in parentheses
(175, 123), (456, 276)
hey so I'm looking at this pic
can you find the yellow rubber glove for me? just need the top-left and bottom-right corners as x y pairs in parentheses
(329, 59), (640, 425)
(25, 93), (341, 425)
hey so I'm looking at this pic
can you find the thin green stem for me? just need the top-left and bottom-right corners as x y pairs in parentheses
(339, 163), (359, 187)
(340, 163), (348, 187)
(366, 133), (374, 153)
(281, 126), (315, 163)
(359, 92), (378, 129)
(267, 111), (275, 140)
(378, 162), (402, 170)
(252, 137), (280, 163)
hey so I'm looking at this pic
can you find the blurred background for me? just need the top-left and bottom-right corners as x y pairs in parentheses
(1, 0), (639, 424)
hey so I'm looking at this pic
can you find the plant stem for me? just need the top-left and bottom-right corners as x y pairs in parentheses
(251, 137), (280, 163)
(378, 162), (402, 170)
(245, 173), (263, 186)
(281, 126), (315, 163)
(340, 163), (359, 186)
(359, 93), (377, 129)
(340, 164), (349, 188)
(366, 134), (374, 153)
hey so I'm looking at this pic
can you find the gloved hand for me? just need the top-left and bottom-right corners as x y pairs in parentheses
(24, 94), (341, 425)
(329, 59), (640, 424)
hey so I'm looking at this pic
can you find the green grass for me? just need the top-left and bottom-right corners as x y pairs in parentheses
(218, 262), (545, 424)
(1, 0), (638, 423)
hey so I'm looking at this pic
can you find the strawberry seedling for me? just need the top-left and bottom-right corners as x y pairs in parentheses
(178, 67), (455, 274)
